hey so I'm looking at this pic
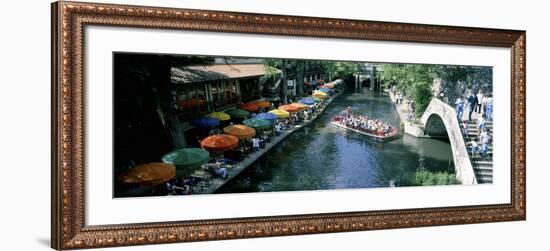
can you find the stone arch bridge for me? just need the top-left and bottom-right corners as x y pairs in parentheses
(420, 98), (477, 185)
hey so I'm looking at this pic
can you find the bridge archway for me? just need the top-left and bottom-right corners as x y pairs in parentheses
(361, 78), (372, 89)
(420, 98), (477, 184)
(424, 114), (449, 138)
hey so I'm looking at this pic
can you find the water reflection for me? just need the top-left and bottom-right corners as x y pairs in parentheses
(217, 89), (454, 194)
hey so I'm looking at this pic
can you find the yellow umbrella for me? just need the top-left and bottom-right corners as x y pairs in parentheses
(290, 103), (308, 111)
(223, 125), (256, 140)
(313, 91), (328, 99)
(269, 109), (290, 118)
(207, 111), (231, 121)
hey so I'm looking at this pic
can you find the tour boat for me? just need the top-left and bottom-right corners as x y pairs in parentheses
(330, 114), (399, 141)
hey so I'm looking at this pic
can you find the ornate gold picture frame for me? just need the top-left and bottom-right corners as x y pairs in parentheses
(51, 1), (526, 249)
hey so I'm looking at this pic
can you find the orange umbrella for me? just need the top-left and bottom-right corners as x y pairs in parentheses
(290, 103), (308, 111)
(253, 100), (271, 108)
(201, 134), (239, 151)
(240, 103), (260, 112)
(223, 125), (256, 140)
(119, 162), (176, 186)
(279, 104), (300, 113)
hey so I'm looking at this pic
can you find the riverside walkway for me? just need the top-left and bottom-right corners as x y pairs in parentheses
(192, 90), (344, 194)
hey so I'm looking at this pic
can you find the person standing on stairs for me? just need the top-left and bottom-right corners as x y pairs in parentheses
(479, 128), (492, 159)
(468, 92), (477, 121)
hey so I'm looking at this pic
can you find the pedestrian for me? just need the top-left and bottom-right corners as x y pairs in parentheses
(482, 95), (488, 115)
(477, 114), (486, 136)
(461, 121), (468, 136)
(479, 129), (491, 159)
(485, 94), (493, 120)
(476, 90), (483, 113)
(455, 96), (465, 121)
(468, 92), (477, 121)
(466, 140), (479, 157)
(395, 92), (400, 104)
(252, 137), (260, 152)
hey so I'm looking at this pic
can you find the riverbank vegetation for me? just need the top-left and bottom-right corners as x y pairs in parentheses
(408, 169), (459, 186)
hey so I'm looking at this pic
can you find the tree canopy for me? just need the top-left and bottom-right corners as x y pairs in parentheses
(380, 63), (492, 116)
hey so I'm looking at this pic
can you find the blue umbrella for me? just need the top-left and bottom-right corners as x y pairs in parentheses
(256, 112), (278, 122)
(298, 97), (314, 105)
(318, 88), (331, 94)
(192, 117), (220, 128)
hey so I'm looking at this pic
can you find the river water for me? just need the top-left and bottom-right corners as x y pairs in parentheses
(217, 89), (455, 194)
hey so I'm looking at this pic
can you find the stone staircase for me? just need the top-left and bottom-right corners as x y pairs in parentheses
(463, 120), (493, 183)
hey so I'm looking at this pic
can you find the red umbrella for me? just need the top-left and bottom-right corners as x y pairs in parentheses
(200, 134), (239, 151)
(240, 103), (260, 112)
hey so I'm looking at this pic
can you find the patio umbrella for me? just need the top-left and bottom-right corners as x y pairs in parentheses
(253, 100), (271, 108)
(243, 118), (272, 130)
(192, 117), (220, 128)
(321, 83), (334, 89)
(311, 96), (322, 102)
(201, 134), (239, 151)
(279, 104), (300, 113)
(207, 111), (231, 121)
(120, 162), (176, 186)
(161, 148), (210, 177)
(298, 97), (315, 105)
(240, 103), (260, 112)
(223, 125), (256, 140)
(290, 103), (308, 111)
(312, 91), (328, 99)
(226, 108), (250, 119)
(256, 112), (279, 122)
(269, 109), (290, 118)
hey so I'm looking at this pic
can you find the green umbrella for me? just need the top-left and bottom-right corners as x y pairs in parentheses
(226, 108), (250, 119)
(243, 118), (272, 130)
(161, 148), (210, 177)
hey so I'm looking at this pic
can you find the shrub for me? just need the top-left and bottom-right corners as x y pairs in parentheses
(410, 170), (459, 186)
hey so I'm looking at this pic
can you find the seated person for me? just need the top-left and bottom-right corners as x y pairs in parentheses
(209, 164), (228, 178)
